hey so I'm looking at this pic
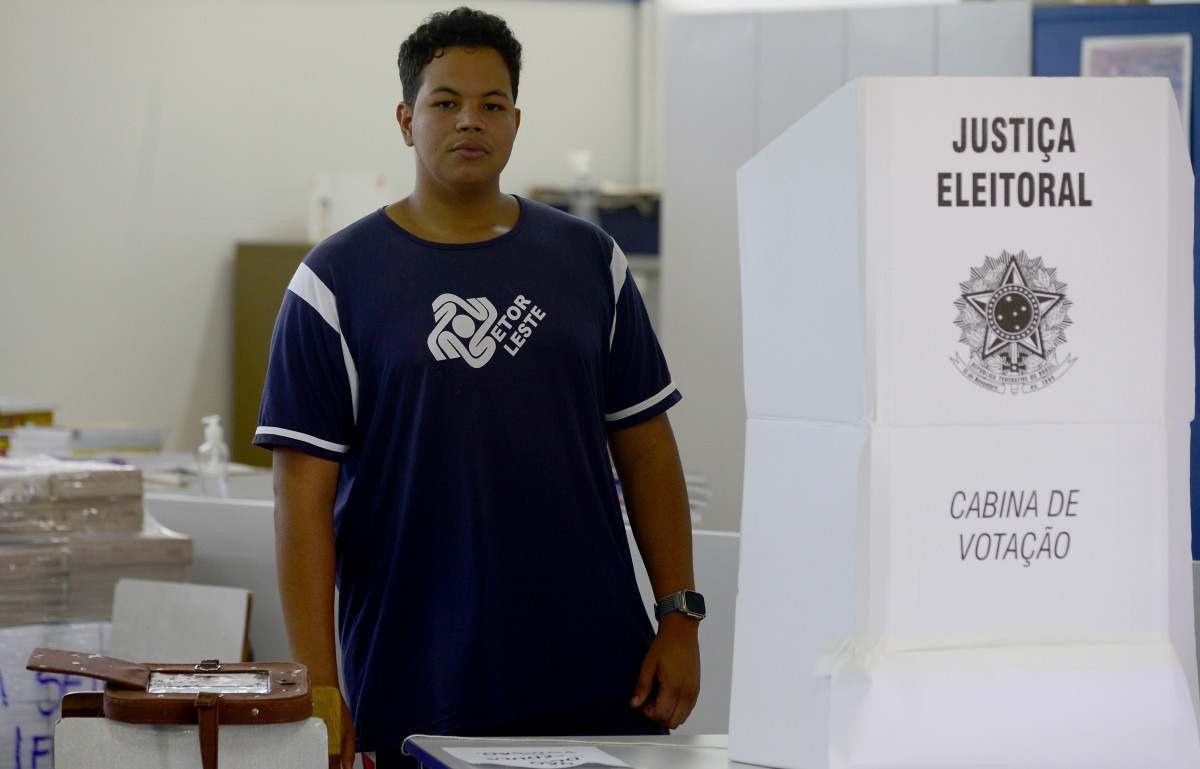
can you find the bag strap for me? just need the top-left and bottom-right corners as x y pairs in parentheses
(26, 648), (149, 690)
(60, 691), (105, 718)
(195, 692), (221, 769)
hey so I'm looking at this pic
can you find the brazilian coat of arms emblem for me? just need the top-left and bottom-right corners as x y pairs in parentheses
(952, 250), (1075, 394)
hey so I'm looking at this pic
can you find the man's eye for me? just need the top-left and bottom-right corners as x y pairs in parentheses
(435, 101), (455, 109)
(484, 103), (504, 112)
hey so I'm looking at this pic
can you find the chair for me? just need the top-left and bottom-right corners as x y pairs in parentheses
(110, 578), (251, 662)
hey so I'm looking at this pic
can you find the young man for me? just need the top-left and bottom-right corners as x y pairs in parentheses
(255, 8), (702, 768)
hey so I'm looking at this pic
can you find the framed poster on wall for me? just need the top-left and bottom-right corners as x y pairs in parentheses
(1082, 33), (1192, 130)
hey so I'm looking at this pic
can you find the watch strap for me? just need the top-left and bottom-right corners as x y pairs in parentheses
(654, 589), (705, 621)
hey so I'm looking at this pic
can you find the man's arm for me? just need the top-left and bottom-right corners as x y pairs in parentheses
(272, 447), (355, 768)
(609, 412), (701, 730)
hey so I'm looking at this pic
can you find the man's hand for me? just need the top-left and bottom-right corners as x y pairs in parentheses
(272, 448), (350, 766)
(630, 614), (701, 730)
(333, 693), (355, 769)
(610, 413), (700, 731)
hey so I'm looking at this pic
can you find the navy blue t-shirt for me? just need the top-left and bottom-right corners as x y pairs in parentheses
(254, 197), (681, 750)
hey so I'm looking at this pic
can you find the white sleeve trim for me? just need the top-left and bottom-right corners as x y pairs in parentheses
(255, 426), (349, 454)
(287, 263), (360, 423)
(605, 382), (677, 423)
(609, 241), (629, 350)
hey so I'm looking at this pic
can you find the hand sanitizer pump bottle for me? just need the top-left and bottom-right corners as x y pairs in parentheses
(196, 414), (230, 497)
(567, 149), (600, 226)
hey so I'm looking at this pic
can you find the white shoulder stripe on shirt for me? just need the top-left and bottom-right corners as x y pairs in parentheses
(287, 263), (360, 423)
(255, 426), (349, 454)
(609, 241), (628, 350)
(288, 262), (340, 331)
(605, 382), (677, 422)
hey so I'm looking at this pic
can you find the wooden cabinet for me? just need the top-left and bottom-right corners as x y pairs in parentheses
(232, 243), (310, 467)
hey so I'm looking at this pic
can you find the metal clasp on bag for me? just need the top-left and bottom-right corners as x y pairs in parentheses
(195, 659), (222, 671)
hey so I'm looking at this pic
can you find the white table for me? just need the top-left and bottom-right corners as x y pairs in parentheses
(402, 734), (759, 769)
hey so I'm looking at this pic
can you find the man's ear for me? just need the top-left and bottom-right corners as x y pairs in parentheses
(397, 102), (414, 147)
(514, 106), (521, 135)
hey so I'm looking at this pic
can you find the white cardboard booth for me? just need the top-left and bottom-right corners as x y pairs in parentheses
(731, 77), (1200, 769)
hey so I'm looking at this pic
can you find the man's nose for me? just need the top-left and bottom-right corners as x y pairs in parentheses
(456, 105), (484, 131)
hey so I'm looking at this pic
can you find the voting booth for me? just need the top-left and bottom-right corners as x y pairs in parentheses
(731, 78), (1200, 768)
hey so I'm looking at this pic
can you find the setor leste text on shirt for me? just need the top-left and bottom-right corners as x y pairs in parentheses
(488, 294), (548, 356)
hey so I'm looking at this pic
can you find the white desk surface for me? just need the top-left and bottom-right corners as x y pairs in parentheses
(402, 734), (762, 769)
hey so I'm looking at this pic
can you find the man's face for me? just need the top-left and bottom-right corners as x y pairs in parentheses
(399, 46), (520, 193)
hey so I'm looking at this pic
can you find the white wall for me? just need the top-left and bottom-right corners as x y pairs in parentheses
(663, 0), (958, 10)
(0, 0), (638, 450)
(660, 2), (1032, 533)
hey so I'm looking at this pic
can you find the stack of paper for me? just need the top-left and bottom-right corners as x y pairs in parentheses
(8, 424), (167, 458)
(0, 456), (191, 627)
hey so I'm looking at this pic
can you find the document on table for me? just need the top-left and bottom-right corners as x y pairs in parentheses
(442, 746), (631, 768)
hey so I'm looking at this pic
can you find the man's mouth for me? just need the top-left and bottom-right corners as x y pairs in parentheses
(452, 143), (488, 159)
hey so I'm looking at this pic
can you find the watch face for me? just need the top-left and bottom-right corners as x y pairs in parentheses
(684, 591), (706, 616)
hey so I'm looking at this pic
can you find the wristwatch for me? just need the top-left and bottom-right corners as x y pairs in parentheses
(654, 589), (706, 622)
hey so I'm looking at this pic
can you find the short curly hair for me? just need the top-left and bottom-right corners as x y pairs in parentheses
(398, 7), (523, 104)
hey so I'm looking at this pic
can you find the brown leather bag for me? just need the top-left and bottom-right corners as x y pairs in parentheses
(27, 648), (312, 769)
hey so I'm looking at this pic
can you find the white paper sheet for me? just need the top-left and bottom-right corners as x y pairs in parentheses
(443, 746), (631, 769)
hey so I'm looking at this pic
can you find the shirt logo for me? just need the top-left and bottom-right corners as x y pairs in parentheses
(428, 293), (549, 369)
(427, 294), (499, 369)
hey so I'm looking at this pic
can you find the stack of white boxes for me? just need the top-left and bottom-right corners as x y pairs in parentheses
(732, 78), (1199, 768)
(0, 457), (193, 768)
